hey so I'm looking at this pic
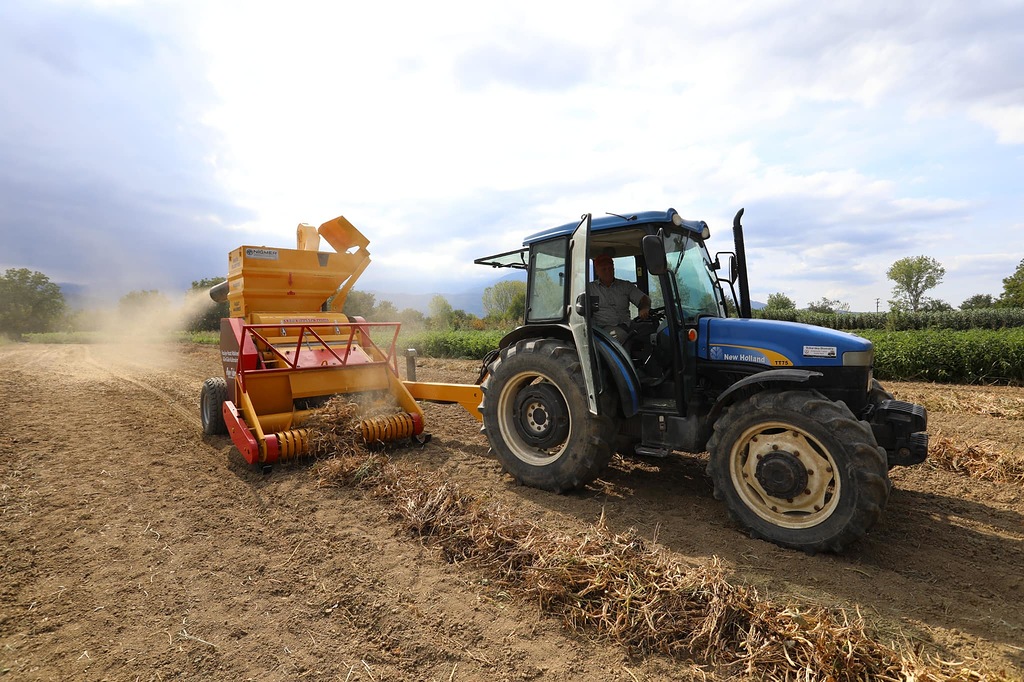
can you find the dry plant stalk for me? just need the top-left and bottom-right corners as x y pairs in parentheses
(895, 389), (1024, 421)
(928, 435), (1024, 484)
(303, 400), (1011, 681)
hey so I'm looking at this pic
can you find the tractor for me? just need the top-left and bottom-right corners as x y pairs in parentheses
(473, 208), (927, 553)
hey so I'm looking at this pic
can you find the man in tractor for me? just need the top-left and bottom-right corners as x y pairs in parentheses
(588, 253), (651, 343)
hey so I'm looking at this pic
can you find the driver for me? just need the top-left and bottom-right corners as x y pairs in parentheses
(587, 254), (651, 343)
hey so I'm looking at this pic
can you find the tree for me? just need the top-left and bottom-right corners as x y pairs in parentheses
(342, 289), (377, 318)
(805, 296), (850, 314)
(119, 290), (171, 317)
(917, 298), (952, 312)
(998, 258), (1024, 308)
(764, 292), (796, 311)
(397, 307), (425, 329)
(187, 277), (228, 332)
(373, 299), (398, 320)
(482, 280), (527, 323)
(960, 293), (995, 310)
(723, 294), (737, 317)
(886, 256), (945, 312)
(428, 294), (454, 329)
(427, 294), (477, 330)
(0, 268), (66, 338)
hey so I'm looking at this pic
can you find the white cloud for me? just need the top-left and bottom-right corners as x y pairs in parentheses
(970, 104), (1024, 144)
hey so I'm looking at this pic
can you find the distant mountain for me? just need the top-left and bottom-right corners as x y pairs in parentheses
(367, 290), (486, 317)
(57, 282), (107, 310)
(369, 271), (526, 317)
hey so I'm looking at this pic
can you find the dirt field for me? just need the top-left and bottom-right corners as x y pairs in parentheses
(2, 341), (1023, 681)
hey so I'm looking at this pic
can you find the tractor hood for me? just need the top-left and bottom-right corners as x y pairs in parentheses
(697, 317), (874, 368)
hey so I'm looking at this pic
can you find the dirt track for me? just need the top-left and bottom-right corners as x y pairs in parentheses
(2, 342), (1023, 681)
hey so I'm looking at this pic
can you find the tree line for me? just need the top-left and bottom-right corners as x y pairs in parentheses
(761, 255), (1024, 314)
(0, 268), (528, 339)
(3, 255), (1022, 340)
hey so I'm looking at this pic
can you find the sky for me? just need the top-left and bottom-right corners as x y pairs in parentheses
(1, 0), (1022, 312)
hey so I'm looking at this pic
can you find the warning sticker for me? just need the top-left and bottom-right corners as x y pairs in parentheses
(803, 345), (837, 359)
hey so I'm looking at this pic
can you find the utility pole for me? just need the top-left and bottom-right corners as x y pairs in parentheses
(875, 298), (880, 313)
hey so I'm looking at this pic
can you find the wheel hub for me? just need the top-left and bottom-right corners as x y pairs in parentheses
(513, 384), (569, 449)
(755, 451), (809, 499)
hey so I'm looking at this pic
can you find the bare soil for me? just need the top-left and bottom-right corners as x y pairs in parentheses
(2, 342), (1023, 681)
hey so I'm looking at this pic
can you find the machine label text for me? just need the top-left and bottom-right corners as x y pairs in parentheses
(245, 248), (279, 260)
(803, 345), (837, 359)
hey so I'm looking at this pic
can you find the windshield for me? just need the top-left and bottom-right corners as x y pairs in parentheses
(664, 230), (725, 321)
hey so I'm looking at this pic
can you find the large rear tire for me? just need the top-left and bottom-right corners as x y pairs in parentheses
(480, 339), (615, 493)
(706, 390), (890, 553)
(200, 377), (228, 436)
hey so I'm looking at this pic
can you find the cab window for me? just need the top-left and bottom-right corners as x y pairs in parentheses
(527, 238), (568, 322)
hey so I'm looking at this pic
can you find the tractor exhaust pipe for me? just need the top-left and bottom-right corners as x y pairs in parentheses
(733, 208), (752, 318)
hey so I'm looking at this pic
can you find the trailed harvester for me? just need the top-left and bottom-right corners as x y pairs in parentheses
(200, 216), (455, 468)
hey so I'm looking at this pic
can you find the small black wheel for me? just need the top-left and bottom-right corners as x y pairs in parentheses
(480, 339), (615, 492)
(706, 390), (890, 553)
(200, 376), (228, 436)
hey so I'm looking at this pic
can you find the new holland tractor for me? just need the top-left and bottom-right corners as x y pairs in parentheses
(473, 209), (928, 553)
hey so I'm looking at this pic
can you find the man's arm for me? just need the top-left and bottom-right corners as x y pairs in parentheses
(628, 283), (651, 319)
(637, 294), (651, 319)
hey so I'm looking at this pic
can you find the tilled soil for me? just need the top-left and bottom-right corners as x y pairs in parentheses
(1, 342), (1022, 681)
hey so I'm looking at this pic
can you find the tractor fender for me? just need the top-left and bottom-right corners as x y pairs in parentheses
(497, 324), (574, 350)
(495, 324), (639, 418)
(707, 368), (823, 422)
(592, 329), (641, 418)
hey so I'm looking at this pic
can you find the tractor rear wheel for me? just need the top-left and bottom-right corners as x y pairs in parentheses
(706, 390), (890, 553)
(480, 339), (615, 493)
(200, 377), (228, 436)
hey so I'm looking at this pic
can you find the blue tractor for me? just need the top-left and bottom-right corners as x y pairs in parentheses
(474, 209), (928, 553)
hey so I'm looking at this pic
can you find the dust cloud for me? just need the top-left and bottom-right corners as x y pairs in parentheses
(85, 287), (221, 371)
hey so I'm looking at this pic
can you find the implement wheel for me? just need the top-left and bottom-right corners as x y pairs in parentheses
(706, 390), (890, 553)
(480, 339), (615, 493)
(200, 377), (228, 436)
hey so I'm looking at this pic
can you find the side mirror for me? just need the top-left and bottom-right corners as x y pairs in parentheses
(714, 252), (738, 284)
(642, 234), (667, 276)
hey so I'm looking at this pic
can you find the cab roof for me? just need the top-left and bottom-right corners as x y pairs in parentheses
(522, 208), (709, 246)
(474, 208), (712, 270)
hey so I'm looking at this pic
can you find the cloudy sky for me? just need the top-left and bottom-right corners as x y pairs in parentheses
(1, 0), (1021, 311)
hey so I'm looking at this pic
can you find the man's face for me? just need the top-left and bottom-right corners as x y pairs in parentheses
(594, 258), (614, 285)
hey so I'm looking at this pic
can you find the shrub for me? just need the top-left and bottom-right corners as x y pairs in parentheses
(861, 328), (1024, 384)
(404, 330), (504, 359)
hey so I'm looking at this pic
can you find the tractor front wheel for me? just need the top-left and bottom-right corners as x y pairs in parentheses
(200, 377), (228, 436)
(706, 390), (890, 553)
(480, 339), (615, 493)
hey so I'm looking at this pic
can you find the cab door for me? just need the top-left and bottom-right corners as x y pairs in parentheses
(567, 213), (601, 415)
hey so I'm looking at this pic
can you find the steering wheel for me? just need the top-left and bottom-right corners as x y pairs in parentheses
(629, 305), (665, 328)
(622, 306), (666, 346)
